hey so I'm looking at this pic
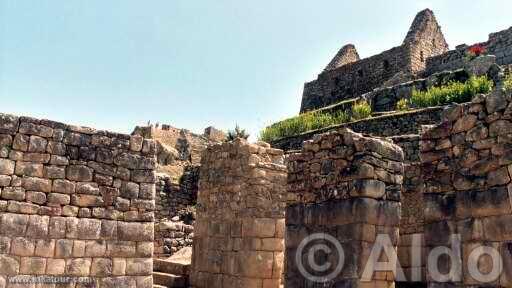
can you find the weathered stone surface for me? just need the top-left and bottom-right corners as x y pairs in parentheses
(0, 159), (15, 175)
(0, 112), (156, 284)
(66, 165), (93, 182)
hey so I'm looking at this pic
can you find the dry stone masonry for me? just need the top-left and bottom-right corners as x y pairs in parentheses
(285, 129), (405, 287)
(300, 9), (448, 112)
(0, 113), (156, 287)
(190, 139), (287, 288)
(421, 84), (512, 287)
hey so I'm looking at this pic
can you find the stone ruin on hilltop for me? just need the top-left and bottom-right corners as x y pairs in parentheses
(1, 8), (512, 288)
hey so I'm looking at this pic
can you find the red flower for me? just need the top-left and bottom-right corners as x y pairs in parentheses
(468, 44), (486, 57)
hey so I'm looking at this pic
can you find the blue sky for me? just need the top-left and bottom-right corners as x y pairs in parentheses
(1, 1), (510, 139)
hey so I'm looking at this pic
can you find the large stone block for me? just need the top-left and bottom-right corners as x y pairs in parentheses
(0, 159), (15, 175)
(66, 165), (93, 182)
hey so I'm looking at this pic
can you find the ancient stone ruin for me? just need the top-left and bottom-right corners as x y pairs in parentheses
(1, 7), (512, 288)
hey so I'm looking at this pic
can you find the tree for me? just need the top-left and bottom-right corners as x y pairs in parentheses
(226, 125), (249, 141)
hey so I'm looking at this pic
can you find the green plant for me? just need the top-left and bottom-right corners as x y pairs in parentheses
(411, 76), (493, 108)
(226, 125), (249, 141)
(396, 98), (410, 111)
(351, 100), (372, 121)
(259, 110), (350, 143)
(504, 73), (512, 92)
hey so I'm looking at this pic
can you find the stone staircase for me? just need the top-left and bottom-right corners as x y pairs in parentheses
(153, 247), (192, 288)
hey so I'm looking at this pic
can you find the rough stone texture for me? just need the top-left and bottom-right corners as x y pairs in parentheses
(425, 26), (512, 76)
(272, 107), (442, 151)
(190, 139), (287, 288)
(154, 169), (197, 257)
(0, 113), (156, 287)
(132, 124), (218, 261)
(421, 86), (512, 287)
(286, 128), (404, 287)
(300, 9), (448, 112)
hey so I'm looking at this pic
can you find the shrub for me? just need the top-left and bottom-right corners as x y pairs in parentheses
(226, 125), (250, 141)
(396, 98), (410, 111)
(411, 76), (493, 108)
(259, 110), (350, 143)
(351, 100), (372, 121)
(505, 73), (512, 92)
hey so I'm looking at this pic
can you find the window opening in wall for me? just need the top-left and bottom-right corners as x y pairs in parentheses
(357, 69), (363, 77)
(420, 51), (425, 62)
(334, 77), (340, 85)
(383, 60), (390, 71)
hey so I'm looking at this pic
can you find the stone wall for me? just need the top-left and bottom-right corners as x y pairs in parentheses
(285, 128), (404, 287)
(364, 69), (469, 112)
(190, 139), (287, 288)
(420, 86), (512, 286)
(424, 26), (512, 76)
(390, 135), (426, 284)
(271, 107), (443, 151)
(154, 168), (198, 257)
(0, 113), (156, 287)
(300, 9), (448, 113)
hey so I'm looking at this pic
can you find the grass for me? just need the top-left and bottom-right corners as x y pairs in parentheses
(396, 98), (410, 111)
(505, 73), (512, 92)
(351, 100), (372, 120)
(259, 101), (371, 142)
(411, 76), (493, 108)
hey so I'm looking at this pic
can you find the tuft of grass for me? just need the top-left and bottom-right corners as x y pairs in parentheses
(396, 98), (410, 111)
(259, 100), (373, 143)
(505, 73), (512, 92)
(411, 76), (493, 108)
(351, 100), (372, 121)
(259, 110), (350, 143)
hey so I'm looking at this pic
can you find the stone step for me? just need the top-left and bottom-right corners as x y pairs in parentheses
(153, 272), (187, 288)
(154, 258), (191, 275)
(153, 285), (169, 288)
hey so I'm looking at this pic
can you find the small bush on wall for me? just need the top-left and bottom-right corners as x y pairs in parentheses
(351, 100), (372, 121)
(396, 98), (410, 111)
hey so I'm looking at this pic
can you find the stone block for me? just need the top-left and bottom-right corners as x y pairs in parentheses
(0, 255), (20, 275)
(26, 215), (49, 238)
(238, 251), (274, 278)
(85, 240), (106, 256)
(22, 177), (52, 192)
(66, 258), (92, 276)
(43, 165), (66, 179)
(71, 194), (104, 207)
(118, 222), (154, 242)
(28, 136), (47, 153)
(0, 159), (15, 175)
(242, 218), (276, 238)
(66, 165), (93, 182)
(52, 179), (76, 194)
(46, 258), (66, 275)
(107, 241), (137, 257)
(351, 179), (386, 199)
(47, 193), (71, 206)
(26, 191), (46, 205)
(11, 237), (35, 256)
(1, 187), (25, 201)
(20, 257), (47, 275)
(1, 213), (28, 236)
(91, 258), (113, 277)
(113, 258), (127, 276)
(35, 239), (55, 257)
(12, 134), (29, 151)
(14, 161), (43, 177)
(55, 239), (73, 258)
(49, 217), (67, 238)
(126, 258), (152, 276)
